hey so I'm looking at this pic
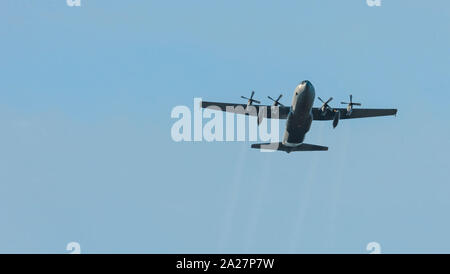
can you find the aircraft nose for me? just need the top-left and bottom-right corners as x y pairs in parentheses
(301, 80), (312, 89)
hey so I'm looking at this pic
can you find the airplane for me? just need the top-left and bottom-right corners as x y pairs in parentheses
(201, 80), (397, 153)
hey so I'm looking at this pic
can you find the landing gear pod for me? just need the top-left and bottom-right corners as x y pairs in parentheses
(333, 110), (340, 128)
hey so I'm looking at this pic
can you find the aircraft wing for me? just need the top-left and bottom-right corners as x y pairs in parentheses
(312, 108), (397, 120)
(201, 101), (290, 119)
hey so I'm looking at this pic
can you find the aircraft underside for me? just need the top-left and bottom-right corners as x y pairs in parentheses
(200, 80), (398, 152)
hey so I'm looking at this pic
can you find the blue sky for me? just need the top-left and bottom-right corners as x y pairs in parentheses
(1, 0), (450, 253)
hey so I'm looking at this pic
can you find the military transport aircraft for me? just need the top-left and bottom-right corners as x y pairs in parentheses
(201, 80), (397, 152)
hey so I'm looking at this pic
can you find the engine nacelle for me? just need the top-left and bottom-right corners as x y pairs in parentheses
(333, 110), (340, 128)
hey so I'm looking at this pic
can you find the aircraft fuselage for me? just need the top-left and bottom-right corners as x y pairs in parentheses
(283, 80), (316, 146)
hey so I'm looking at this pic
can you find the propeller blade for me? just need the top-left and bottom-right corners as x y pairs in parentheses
(352, 103), (362, 106)
(268, 95), (284, 106)
(350, 94), (352, 103)
(250, 91), (255, 99)
(241, 96), (249, 100)
(341, 102), (348, 105)
(318, 97), (325, 103)
(253, 100), (261, 104)
(326, 97), (333, 104)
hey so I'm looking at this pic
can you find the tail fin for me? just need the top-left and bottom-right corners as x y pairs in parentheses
(251, 142), (328, 153)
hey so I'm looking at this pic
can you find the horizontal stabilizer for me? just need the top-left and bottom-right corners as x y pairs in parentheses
(251, 142), (328, 153)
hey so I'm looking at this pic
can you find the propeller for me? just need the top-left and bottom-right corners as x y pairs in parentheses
(241, 91), (260, 105)
(341, 94), (361, 116)
(318, 96), (333, 112)
(341, 94), (362, 108)
(267, 94), (284, 106)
